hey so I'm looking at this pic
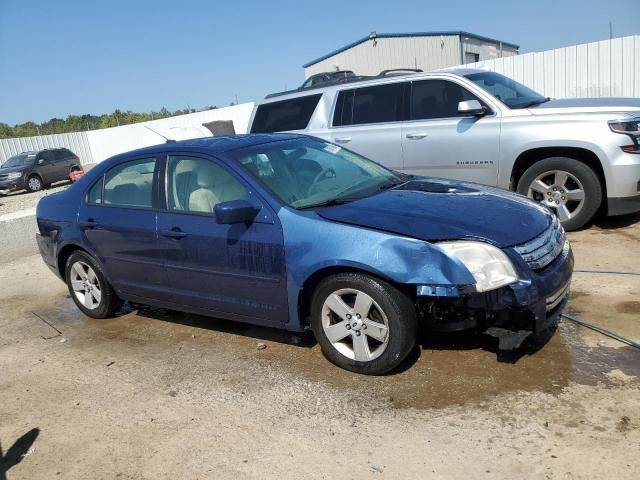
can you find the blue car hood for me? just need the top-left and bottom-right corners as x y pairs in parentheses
(315, 178), (552, 248)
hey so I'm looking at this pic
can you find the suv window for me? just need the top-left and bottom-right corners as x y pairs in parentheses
(251, 94), (322, 133)
(38, 151), (55, 163)
(333, 82), (407, 126)
(410, 80), (483, 120)
(102, 158), (156, 208)
(167, 156), (246, 214)
(53, 150), (67, 162)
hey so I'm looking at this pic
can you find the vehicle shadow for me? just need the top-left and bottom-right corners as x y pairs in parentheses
(391, 326), (555, 374)
(130, 304), (551, 374)
(0, 428), (40, 480)
(130, 304), (317, 348)
(591, 210), (640, 230)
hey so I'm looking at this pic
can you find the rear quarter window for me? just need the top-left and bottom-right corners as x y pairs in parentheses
(251, 94), (322, 133)
(333, 82), (407, 126)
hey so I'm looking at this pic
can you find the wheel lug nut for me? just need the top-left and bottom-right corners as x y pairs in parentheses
(561, 196), (566, 200)
(356, 314), (361, 319)
(346, 314), (352, 319)
(345, 324), (351, 330)
(355, 331), (361, 336)
(362, 324), (367, 330)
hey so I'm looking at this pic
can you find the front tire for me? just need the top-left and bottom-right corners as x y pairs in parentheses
(26, 174), (43, 192)
(65, 250), (123, 318)
(517, 157), (602, 231)
(311, 273), (417, 375)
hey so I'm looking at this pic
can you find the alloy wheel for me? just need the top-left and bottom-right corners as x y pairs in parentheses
(527, 169), (585, 222)
(28, 176), (42, 191)
(321, 288), (390, 362)
(70, 261), (102, 310)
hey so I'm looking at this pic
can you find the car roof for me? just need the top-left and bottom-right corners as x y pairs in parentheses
(110, 133), (303, 160)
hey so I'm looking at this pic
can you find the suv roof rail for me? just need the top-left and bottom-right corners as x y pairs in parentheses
(379, 68), (423, 76)
(264, 68), (427, 99)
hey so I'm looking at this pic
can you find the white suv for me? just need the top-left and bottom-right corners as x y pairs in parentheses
(248, 68), (640, 230)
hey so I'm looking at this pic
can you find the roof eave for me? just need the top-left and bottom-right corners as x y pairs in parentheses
(302, 31), (520, 68)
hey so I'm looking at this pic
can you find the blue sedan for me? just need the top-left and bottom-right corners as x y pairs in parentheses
(36, 134), (573, 374)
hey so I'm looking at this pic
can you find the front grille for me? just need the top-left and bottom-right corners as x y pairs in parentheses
(0, 174), (8, 180)
(514, 217), (566, 270)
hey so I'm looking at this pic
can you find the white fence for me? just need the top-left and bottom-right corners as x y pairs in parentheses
(0, 102), (255, 165)
(465, 35), (640, 98)
(0, 131), (94, 165)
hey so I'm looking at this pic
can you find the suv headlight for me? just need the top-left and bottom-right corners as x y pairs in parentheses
(6, 172), (22, 180)
(438, 241), (519, 292)
(608, 117), (640, 136)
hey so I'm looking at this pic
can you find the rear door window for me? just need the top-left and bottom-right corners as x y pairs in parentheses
(102, 158), (157, 208)
(333, 82), (407, 126)
(250, 94), (322, 133)
(53, 150), (67, 163)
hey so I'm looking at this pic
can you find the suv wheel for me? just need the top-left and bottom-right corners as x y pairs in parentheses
(311, 273), (417, 375)
(517, 157), (602, 231)
(65, 250), (123, 318)
(27, 174), (43, 192)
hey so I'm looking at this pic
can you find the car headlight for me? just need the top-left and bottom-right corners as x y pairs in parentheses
(608, 117), (640, 136)
(6, 172), (22, 180)
(438, 241), (519, 292)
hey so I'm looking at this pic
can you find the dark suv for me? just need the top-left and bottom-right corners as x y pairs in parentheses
(0, 148), (81, 194)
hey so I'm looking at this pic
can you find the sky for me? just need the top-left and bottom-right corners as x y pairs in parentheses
(1, 0), (639, 125)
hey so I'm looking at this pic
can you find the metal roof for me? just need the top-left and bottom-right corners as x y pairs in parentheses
(302, 31), (520, 68)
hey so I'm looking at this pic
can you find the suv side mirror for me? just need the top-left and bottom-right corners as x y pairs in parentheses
(214, 200), (261, 224)
(458, 100), (487, 116)
(37, 158), (46, 165)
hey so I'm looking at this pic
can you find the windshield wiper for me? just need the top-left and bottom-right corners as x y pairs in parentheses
(519, 97), (551, 108)
(377, 176), (410, 191)
(296, 197), (356, 210)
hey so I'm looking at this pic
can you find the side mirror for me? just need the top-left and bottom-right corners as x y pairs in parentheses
(458, 100), (487, 116)
(214, 199), (260, 224)
(37, 159), (45, 165)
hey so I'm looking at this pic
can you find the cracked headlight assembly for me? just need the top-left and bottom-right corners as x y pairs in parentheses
(438, 241), (519, 292)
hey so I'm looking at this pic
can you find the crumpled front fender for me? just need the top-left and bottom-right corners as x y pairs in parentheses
(279, 208), (476, 329)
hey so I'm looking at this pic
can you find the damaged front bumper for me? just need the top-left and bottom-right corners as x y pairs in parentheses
(416, 241), (574, 350)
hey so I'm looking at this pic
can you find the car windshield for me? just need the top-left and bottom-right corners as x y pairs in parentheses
(230, 137), (407, 209)
(465, 71), (549, 109)
(2, 154), (35, 168)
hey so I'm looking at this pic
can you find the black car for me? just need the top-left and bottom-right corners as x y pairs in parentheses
(0, 148), (81, 194)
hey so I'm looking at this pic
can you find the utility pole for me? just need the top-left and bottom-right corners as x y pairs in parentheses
(609, 21), (613, 39)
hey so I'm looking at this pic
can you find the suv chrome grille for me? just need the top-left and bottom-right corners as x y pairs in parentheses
(514, 217), (566, 270)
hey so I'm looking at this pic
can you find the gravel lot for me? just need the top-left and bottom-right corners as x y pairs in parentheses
(0, 213), (638, 479)
(0, 183), (71, 217)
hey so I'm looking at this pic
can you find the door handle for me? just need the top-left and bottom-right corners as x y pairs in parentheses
(334, 136), (352, 143)
(406, 132), (428, 140)
(161, 227), (188, 239)
(80, 219), (97, 229)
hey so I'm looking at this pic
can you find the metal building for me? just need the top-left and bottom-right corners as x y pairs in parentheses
(303, 31), (519, 78)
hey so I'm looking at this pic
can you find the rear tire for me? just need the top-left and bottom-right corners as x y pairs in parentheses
(26, 174), (43, 192)
(65, 250), (123, 319)
(517, 157), (602, 231)
(311, 273), (417, 375)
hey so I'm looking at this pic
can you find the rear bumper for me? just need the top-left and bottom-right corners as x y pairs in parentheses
(36, 233), (62, 279)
